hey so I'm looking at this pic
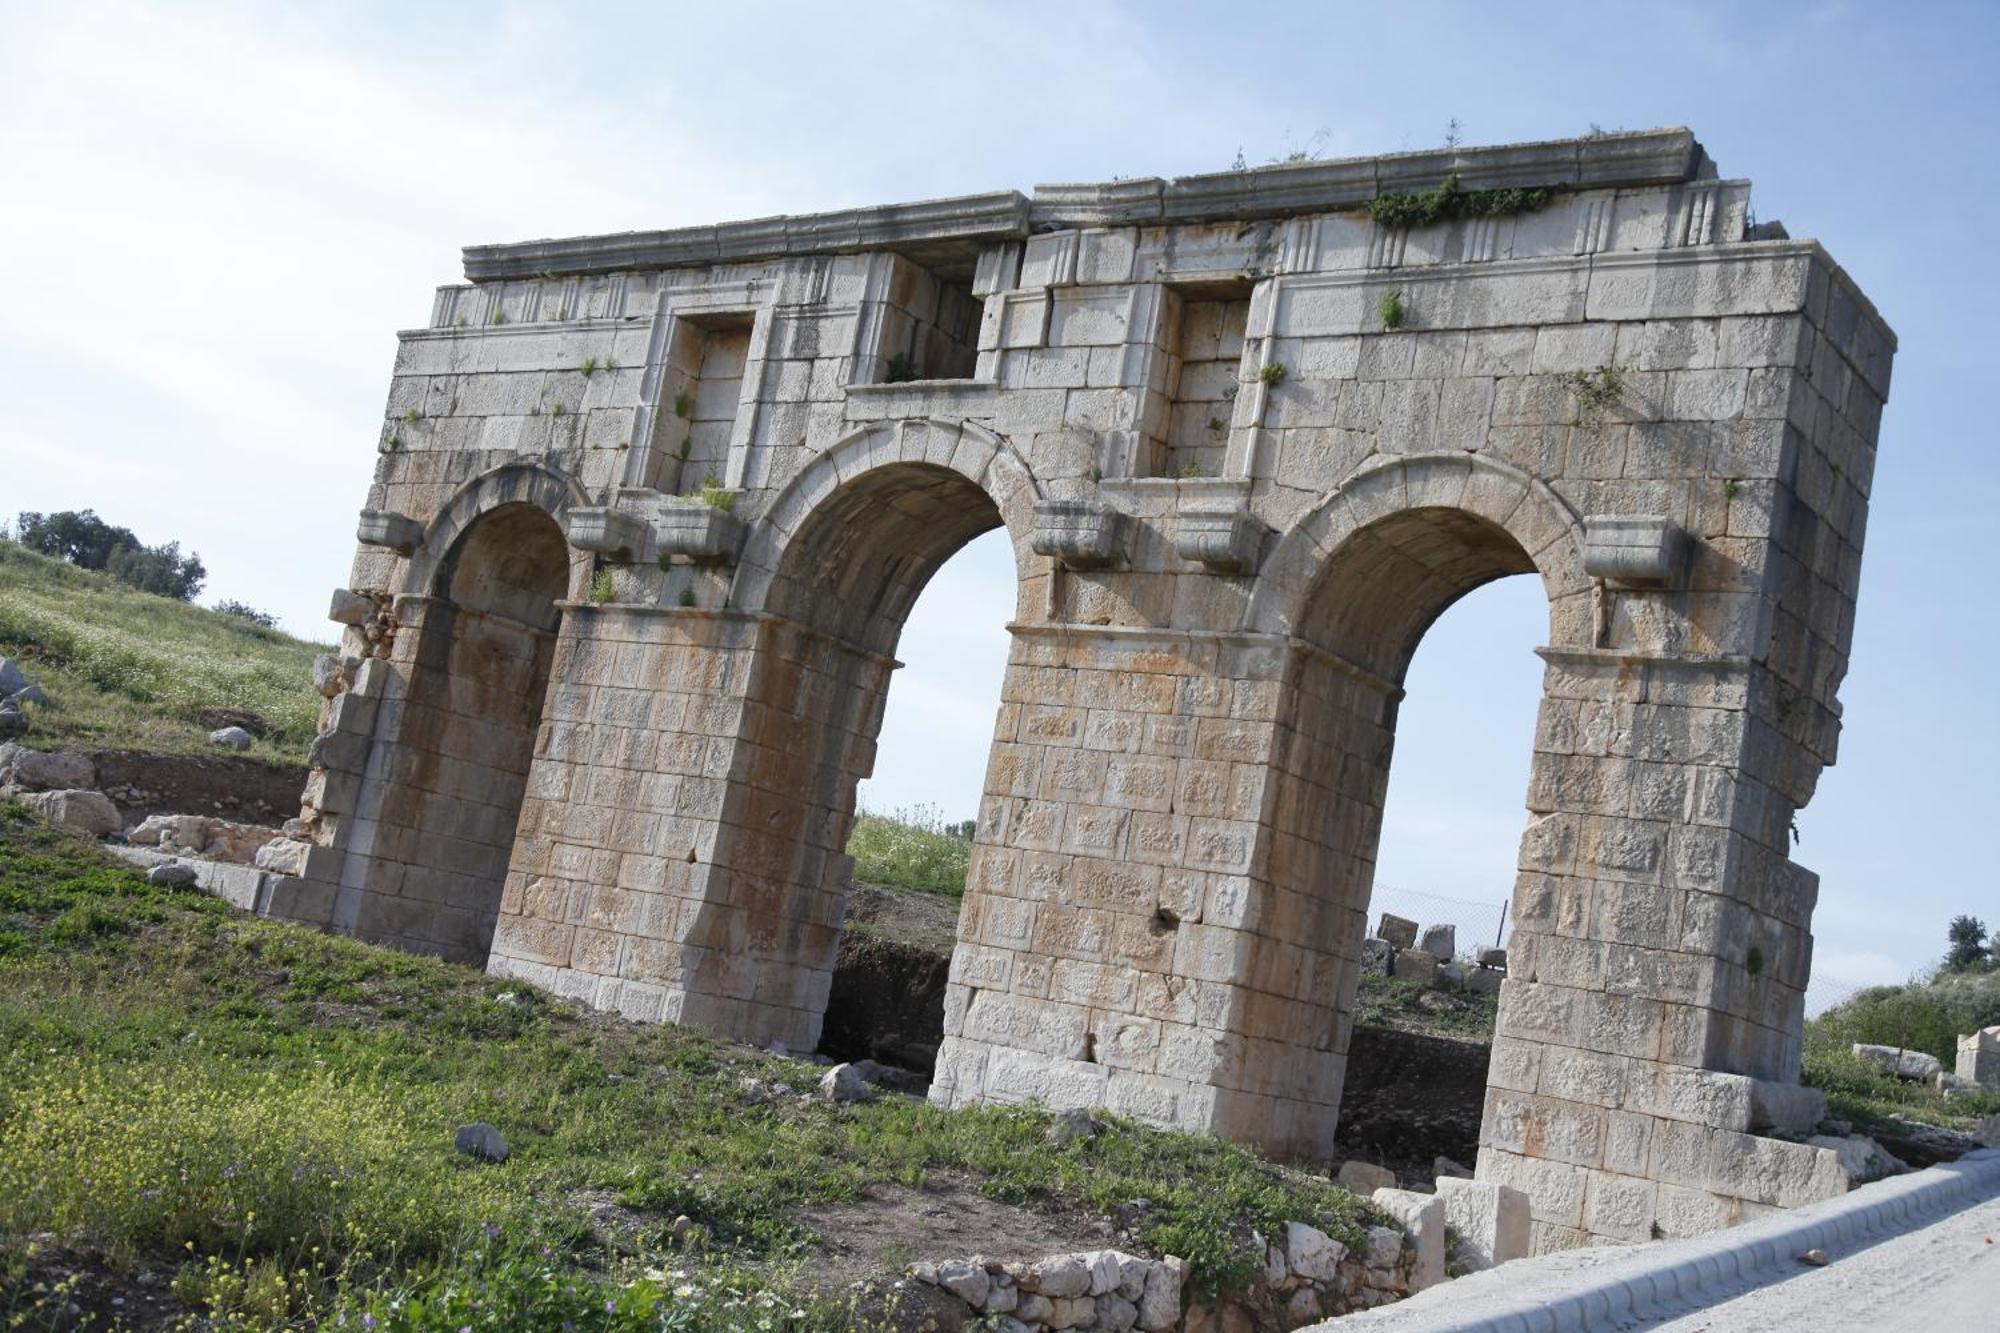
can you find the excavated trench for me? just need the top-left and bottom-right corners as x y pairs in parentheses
(819, 884), (1491, 1177)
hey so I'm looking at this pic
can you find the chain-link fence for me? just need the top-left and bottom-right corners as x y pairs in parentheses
(1367, 884), (1513, 954)
(1365, 890), (1887, 1022)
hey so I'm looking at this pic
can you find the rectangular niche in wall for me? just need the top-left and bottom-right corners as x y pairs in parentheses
(871, 255), (981, 383)
(1151, 281), (1252, 479)
(657, 315), (753, 495)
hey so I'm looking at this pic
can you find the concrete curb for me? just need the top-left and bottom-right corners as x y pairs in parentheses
(1319, 1148), (2000, 1332)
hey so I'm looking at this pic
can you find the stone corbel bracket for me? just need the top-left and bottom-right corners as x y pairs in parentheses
(356, 509), (424, 556)
(565, 506), (651, 564)
(1176, 506), (1267, 575)
(1031, 499), (1128, 570)
(655, 504), (744, 565)
(1582, 515), (1688, 588)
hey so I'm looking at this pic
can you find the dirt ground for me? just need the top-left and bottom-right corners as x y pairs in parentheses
(88, 749), (305, 826)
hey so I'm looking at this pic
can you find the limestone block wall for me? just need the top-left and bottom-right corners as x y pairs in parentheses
(279, 128), (1896, 1253)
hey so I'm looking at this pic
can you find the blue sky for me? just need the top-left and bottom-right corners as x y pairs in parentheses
(3, 1), (1993, 991)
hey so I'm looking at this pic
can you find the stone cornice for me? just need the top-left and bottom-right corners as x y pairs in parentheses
(460, 129), (1707, 283)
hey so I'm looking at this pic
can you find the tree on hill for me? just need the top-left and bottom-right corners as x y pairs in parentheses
(1946, 915), (1991, 972)
(14, 509), (207, 602)
(15, 509), (139, 571)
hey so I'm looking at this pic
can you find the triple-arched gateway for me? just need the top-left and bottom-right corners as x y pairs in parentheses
(274, 129), (1894, 1253)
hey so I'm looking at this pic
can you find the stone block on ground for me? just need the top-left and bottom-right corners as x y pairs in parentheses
(0, 658), (28, 696)
(1338, 1160), (1398, 1194)
(1750, 1077), (1829, 1133)
(0, 744), (94, 791)
(1360, 936), (1393, 975)
(1372, 1187), (1445, 1291)
(1476, 946), (1507, 970)
(1433, 1176), (1530, 1271)
(146, 861), (198, 887)
(1418, 923), (1456, 960)
(1376, 913), (1417, 950)
(0, 707), (27, 740)
(208, 725), (254, 751)
(1392, 948), (1438, 985)
(1433, 1155), (1473, 1180)
(21, 788), (120, 837)
(1957, 1026), (2000, 1087)
(1436, 961), (1463, 989)
(1851, 1043), (1943, 1083)
(1465, 965), (1503, 994)
(1806, 1133), (1905, 1184)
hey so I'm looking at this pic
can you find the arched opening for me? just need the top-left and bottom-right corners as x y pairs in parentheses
(1255, 502), (1555, 1157)
(375, 502), (569, 965)
(1333, 566), (1547, 1172)
(699, 454), (1022, 1054)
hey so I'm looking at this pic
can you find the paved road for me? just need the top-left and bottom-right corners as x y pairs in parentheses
(1643, 1189), (2000, 1332)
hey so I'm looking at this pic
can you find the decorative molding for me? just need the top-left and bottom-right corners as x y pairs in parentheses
(564, 507), (649, 562)
(1175, 507), (1266, 575)
(1031, 499), (1127, 570)
(655, 505), (744, 565)
(1582, 515), (1688, 587)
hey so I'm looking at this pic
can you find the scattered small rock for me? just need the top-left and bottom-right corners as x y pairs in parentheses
(0, 707), (27, 740)
(8, 684), (48, 708)
(0, 744), (93, 791)
(1337, 1160), (1397, 1194)
(1798, 1248), (1829, 1266)
(453, 1123), (509, 1162)
(1432, 1155), (1473, 1180)
(0, 658), (30, 696)
(818, 1062), (876, 1104)
(207, 726), (254, 751)
(146, 862), (199, 888)
(1047, 1107), (1102, 1147)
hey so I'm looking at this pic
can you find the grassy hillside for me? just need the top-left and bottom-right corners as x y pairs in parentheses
(0, 541), (327, 763)
(0, 803), (1381, 1330)
(1801, 968), (2000, 1132)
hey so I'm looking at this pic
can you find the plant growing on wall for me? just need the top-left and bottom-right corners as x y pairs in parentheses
(1566, 364), (1628, 426)
(697, 476), (738, 512)
(1378, 290), (1406, 330)
(588, 569), (616, 604)
(883, 352), (921, 384)
(1367, 173), (1555, 229)
(1257, 362), (1288, 387)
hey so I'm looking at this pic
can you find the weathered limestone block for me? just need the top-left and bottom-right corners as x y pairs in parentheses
(1393, 948), (1439, 985)
(1957, 1027), (2000, 1087)
(1376, 913), (1418, 950)
(1418, 923), (1456, 960)
(0, 744), (93, 791)
(1852, 1043), (1943, 1083)
(1433, 1176), (1530, 1271)
(22, 789), (120, 837)
(1372, 1189), (1445, 1291)
(1338, 1160), (1397, 1194)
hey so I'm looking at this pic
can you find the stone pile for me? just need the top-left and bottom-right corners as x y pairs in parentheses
(128, 813), (280, 864)
(910, 1223), (1415, 1331)
(1360, 912), (1507, 995)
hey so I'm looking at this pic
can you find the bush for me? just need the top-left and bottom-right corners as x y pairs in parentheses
(1806, 969), (2000, 1066)
(214, 599), (280, 629)
(104, 539), (206, 601)
(845, 805), (971, 897)
(14, 509), (138, 571)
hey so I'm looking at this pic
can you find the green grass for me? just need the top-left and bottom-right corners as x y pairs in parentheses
(1353, 971), (1499, 1040)
(0, 540), (328, 763)
(845, 806), (971, 898)
(0, 803), (1382, 1327)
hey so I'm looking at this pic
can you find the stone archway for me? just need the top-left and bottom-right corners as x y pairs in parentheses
(484, 419), (1045, 1053)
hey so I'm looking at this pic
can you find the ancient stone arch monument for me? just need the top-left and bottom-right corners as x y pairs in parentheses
(277, 129), (1894, 1252)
